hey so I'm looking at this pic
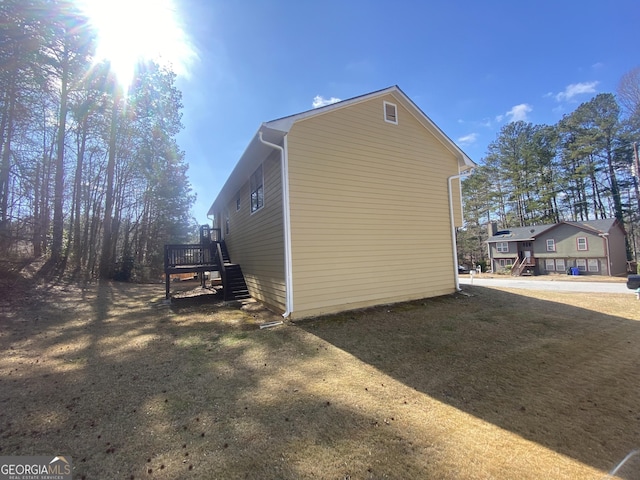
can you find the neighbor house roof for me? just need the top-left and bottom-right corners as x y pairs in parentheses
(208, 86), (476, 216)
(487, 218), (619, 243)
(487, 224), (556, 243)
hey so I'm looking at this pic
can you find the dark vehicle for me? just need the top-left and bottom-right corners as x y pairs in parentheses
(458, 265), (470, 274)
(627, 275), (640, 290)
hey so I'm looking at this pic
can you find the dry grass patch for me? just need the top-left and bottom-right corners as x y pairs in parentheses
(1, 276), (639, 479)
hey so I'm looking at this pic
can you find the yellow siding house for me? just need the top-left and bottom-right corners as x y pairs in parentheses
(208, 86), (475, 319)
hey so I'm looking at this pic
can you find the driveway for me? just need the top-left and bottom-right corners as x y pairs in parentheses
(459, 276), (635, 294)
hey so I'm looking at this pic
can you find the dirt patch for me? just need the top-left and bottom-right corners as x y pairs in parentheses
(1, 277), (639, 479)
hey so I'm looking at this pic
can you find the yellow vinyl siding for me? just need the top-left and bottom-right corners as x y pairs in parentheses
(222, 151), (286, 310)
(287, 93), (461, 318)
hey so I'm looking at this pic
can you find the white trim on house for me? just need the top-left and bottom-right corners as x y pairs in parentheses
(256, 131), (294, 318)
(263, 86), (475, 170)
(383, 101), (398, 124)
(282, 135), (294, 316)
(209, 86), (475, 219)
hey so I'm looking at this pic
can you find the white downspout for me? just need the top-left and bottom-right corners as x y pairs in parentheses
(448, 170), (473, 291)
(258, 131), (293, 318)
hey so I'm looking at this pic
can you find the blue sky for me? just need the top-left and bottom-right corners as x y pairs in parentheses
(172, 0), (638, 223)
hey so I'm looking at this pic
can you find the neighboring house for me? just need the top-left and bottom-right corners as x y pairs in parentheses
(487, 219), (627, 276)
(207, 86), (476, 319)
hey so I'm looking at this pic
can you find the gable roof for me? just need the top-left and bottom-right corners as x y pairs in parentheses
(487, 218), (620, 243)
(264, 85), (475, 169)
(563, 218), (618, 234)
(208, 86), (476, 216)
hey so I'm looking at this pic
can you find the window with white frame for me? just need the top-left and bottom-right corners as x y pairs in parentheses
(576, 259), (587, 271)
(496, 242), (509, 253)
(546, 239), (555, 251)
(588, 259), (599, 272)
(250, 164), (264, 213)
(577, 237), (588, 251)
(555, 259), (566, 271)
(545, 259), (555, 271)
(383, 101), (398, 124)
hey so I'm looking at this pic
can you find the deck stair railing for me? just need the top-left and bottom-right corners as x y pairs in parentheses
(511, 257), (535, 276)
(215, 242), (228, 301)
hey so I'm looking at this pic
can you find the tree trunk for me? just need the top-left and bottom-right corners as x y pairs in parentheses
(72, 115), (88, 267)
(0, 85), (16, 247)
(99, 93), (120, 279)
(51, 43), (69, 264)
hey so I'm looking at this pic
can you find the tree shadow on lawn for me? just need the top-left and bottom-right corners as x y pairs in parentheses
(298, 286), (640, 477)
(1, 280), (472, 479)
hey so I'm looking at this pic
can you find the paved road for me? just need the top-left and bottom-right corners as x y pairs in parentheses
(459, 276), (635, 294)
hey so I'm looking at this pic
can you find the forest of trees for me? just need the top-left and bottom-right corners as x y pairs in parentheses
(459, 70), (640, 271)
(3, 2), (638, 282)
(0, 0), (195, 281)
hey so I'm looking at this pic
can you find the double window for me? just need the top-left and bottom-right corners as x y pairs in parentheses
(496, 242), (509, 253)
(545, 258), (566, 271)
(250, 164), (264, 213)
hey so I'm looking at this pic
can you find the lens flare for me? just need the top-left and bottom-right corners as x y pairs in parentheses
(78, 0), (196, 90)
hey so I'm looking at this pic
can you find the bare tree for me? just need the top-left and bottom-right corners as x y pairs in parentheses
(618, 67), (640, 119)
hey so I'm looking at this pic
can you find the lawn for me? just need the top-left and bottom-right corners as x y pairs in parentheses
(1, 273), (640, 479)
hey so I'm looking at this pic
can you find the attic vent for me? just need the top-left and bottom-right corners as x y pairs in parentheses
(383, 101), (398, 124)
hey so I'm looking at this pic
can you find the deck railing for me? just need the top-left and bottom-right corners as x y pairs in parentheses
(215, 242), (228, 301)
(164, 243), (217, 270)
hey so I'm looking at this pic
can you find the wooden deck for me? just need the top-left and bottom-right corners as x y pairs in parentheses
(164, 242), (220, 299)
(164, 227), (249, 302)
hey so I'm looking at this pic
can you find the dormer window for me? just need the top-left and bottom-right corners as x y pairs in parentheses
(384, 101), (398, 124)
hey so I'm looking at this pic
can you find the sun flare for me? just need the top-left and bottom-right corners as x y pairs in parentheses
(78, 0), (196, 89)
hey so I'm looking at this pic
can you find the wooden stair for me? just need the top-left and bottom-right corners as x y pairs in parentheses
(224, 264), (251, 300)
(218, 241), (250, 301)
(511, 257), (535, 276)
